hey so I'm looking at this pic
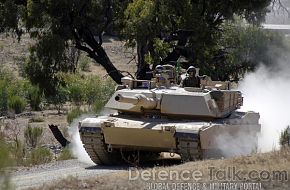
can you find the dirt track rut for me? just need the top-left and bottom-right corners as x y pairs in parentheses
(11, 159), (126, 190)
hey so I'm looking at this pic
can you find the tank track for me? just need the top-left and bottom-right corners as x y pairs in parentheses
(177, 136), (202, 162)
(80, 128), (202, 164)
(80, 130), (123, 165)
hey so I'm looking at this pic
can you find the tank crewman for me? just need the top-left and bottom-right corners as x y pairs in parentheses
(180, 66), (202, 87)
(154, 65), (168, 87)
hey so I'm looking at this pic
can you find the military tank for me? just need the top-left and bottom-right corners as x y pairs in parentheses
(79, 65), (260, 165)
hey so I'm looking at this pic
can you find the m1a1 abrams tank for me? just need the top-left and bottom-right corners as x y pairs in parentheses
(79, 65), (261, 165)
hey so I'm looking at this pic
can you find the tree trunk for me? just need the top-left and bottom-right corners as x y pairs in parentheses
(75, 30), (125, 84)
(92, 46), (124, 84)
(136, 39), (149, 79)
(161, 30), (195, 64)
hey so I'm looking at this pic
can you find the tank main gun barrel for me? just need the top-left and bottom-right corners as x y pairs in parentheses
(115, 94), (158, 109)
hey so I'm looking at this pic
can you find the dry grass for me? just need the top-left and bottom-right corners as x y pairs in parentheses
(33, 149), (290, 190)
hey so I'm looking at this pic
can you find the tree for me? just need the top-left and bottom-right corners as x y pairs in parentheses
(215, 20), (289, 81)
(1, 0), (125, 88)
(121, 0), (272, 78)
(1, 0), (273, 86)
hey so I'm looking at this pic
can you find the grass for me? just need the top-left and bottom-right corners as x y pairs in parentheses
(57, 147), (74, 161)
(24, 125), (43, 148)
(66, 107), (85, 124)
(33, 148), (290, 190)
(26, 147), (53, 166)
(0, 138), (13, 190)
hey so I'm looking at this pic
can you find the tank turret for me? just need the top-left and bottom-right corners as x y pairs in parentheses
(106, 80), (242, 119)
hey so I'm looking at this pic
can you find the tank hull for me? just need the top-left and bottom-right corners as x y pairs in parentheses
(79, 111), (260, 165)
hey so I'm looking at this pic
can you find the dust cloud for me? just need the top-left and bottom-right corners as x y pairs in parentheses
(67, 112), (115, 164)
(68, 114), (95, 164)
(239, 59), (290, 152)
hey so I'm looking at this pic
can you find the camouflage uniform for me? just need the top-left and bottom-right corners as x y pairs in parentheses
(180, 76), (201, 87)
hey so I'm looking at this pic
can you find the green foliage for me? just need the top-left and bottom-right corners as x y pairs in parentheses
(48, 84), (69, 114)
(68, 84), (84, 106)
(58, 73), (115, 112)
(59, 73), (85, 106)
(0, 80), (8, 116)
(0, 68), (45, 115)
(0, 138), (12, 190)
(67, 108), (84, 125)
(0, 0), (23, 33)
(0, 140), (11, 168)
(2, 0), (272, 85)
(122, 0), (156, 46)
(83, 76), (102, 107)
(9, 140), (26, 166)
(8, 95), (26, 114)
(79, 56), (91, 72)
(24, 125), (43, 148)
(27, 85), (43, 111)
(151, 38), (172, 64)
(280, 126), (290, 147)
(211, 20), (290, 81)
(121, 0), (272, 78)
(92, 78), (116, 113)
(57, 148), (74, 161)
(26, 147), (53, 166)
(24, 39), (64, 97)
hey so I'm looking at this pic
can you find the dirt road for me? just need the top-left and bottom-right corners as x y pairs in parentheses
(11, 159), (126, 190)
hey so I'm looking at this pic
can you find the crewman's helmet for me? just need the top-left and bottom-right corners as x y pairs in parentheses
(155, 65), (164, 73)
(187, 66), (196, 74)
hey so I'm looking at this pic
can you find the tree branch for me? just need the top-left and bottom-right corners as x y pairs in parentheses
(14, 0), (27, 6)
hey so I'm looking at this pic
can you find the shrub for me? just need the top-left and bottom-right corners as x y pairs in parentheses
(57, 147), (74, 161)
(93, 79), (116, 113)
(78, 56), (90, 71)
(280, 126), (290, 147)
(9, 140), (26, 166)
(0, 80), (8, 115)
(68, 84), (84, 106)
(7, 79), (30, 99)
(28, 85), (43, 111)
(26, 147), (53, 165)
(0, 138), (12, 190)
(49, 85), (69, 114)
(8, 95), (26, 114)
(93, 100), (104, 113)
(24, 125), (43, 148)
(67, 108), (84, 125)
(83, 77), (102, 107)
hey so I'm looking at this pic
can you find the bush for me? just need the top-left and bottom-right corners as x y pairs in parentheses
(24, 125), (43, 148)
(49, 85), (69, 114)
(8, 95), (26, 114)
(280, 126), (290, 147)
(67, 108), (84, 125)
(57, 147), (74, 161)
(93, 79), (116, 113)
(78, 56), (91, 71)
(27, 147), (53, 165)
(0, 80), (8, 115)
(0, 138), (13, 190)
(9, 140), (26, 166)
(68, 84), (84, 106)
(28, 85), (43, 111)
(83, 77), (102, 107)
(93, 100), (104, 113)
